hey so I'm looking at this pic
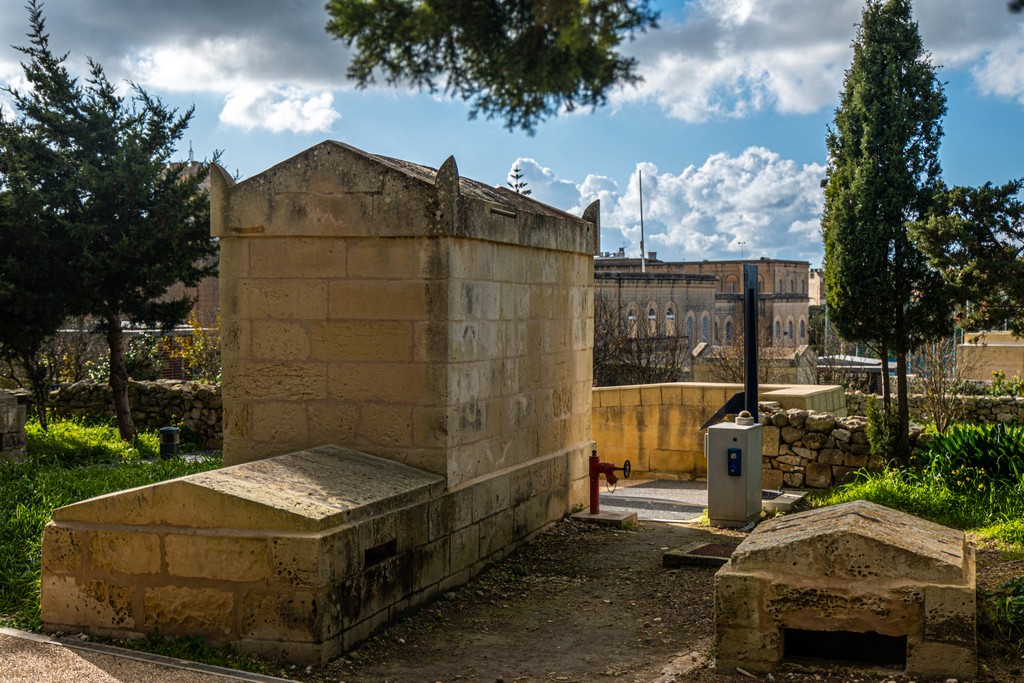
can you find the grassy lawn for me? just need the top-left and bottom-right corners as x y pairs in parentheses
(0, 418), (221, 630)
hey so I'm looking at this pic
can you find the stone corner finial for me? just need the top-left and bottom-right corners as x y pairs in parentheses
(434, 155), (460, 234)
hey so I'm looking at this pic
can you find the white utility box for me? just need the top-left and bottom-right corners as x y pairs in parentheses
(705, 411), (763, 528)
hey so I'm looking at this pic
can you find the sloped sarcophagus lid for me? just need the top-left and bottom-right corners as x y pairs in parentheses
(715, 500), (976, 680)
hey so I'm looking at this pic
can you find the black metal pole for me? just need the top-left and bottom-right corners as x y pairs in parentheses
(743, 264), (759, 422)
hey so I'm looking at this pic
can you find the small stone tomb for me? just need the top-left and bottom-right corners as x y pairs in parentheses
(715, 500), (976, 679)
(42, 446), (455, 664)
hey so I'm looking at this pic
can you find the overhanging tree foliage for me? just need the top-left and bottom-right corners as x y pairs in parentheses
(911, 180), (1024, 335)
(325, 0), (659, 133)
(2, 2), (216, 441)
(822, 0), (949, 464)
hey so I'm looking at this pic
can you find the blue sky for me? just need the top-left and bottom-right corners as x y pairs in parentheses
(2, 0), (1022, 267)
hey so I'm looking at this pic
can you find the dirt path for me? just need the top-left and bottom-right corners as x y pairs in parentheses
(282, 518), (1018, 683)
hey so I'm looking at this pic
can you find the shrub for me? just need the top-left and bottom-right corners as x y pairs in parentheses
(865, 394), (899, 459)
(920, 422), (1024, 496)
(990, 370), (1024, 397)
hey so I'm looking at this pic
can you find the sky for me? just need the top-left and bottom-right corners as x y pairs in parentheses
(1, 1), (1022, 268)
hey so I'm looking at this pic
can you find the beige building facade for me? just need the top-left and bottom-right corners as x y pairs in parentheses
(594, 256), (812, 350)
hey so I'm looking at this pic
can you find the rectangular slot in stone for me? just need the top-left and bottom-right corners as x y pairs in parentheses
(784, 629), (906, 669)
(364, 539), (397, 567)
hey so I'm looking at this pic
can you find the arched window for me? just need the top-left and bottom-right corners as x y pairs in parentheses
(790, 278), (795, 293)
(800, 319), (806, 340)
(701, 314), (709, 342)
(787, 319), (794, 341)
(627, 308), (637, 338)
(774, 320), (781, 340)
(686, 316), (695, 348)
(666, 307), (676, 336)
(725, 321), (733, 343)
(714, 320), (719, 343)
(647, 306), (657, 335)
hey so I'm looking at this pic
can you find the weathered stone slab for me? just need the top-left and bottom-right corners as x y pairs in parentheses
(53, 446), (445, 532)
(730, 500), (968, 583)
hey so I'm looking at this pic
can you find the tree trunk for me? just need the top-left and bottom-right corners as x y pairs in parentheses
(895, 350), (911, 466)
(879, 342), (891, 411)
(106, 315), (137, 442)
(18, 350), (49, 431)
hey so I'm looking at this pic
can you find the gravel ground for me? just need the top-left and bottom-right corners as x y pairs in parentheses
(0, 630), (279, 683)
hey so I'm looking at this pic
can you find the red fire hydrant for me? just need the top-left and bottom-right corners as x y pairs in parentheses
(588, 450), (631, 514)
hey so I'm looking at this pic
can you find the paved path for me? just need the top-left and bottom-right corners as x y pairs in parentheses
(0, 629), (293, 683)
(599, 479), (708, 522)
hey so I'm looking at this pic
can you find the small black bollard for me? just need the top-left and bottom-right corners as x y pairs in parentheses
(159, 426), (180, 459)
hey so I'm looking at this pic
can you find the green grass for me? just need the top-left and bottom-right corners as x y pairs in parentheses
(0, 418), (221, 630)
(119, 633), (280, 675)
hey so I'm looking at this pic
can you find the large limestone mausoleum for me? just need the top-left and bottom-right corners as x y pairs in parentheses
(39, 141), (599, 662)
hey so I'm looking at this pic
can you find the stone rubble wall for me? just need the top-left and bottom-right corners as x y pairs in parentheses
(847, 390), (1024, 425)
(758, 404), (888, 490)
(48, 380), (223, 449)
(1, 391), (27, 461)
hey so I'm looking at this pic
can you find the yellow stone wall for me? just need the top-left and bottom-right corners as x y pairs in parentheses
(213, 141), (598, 493)
(41, 447), (569, 664)
(959, 335), (1024, 382)
(592, 382), (847, 478)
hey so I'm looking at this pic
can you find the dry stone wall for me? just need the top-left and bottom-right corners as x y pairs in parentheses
(846, 390), (1024, 425)
(759, 403), (889, 490)
(49, 380), (222, 449)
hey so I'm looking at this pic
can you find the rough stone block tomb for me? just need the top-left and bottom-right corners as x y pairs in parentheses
(715, 500), (976, 679)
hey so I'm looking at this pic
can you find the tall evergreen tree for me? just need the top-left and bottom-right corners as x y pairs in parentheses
(507, 165), (532, 195)
(1, 1), (216, 441)
(822, 0), (948, 464)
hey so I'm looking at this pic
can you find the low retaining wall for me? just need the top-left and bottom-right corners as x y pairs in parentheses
(1, 391), (27, 461)
(49, 380), (222, 449)
(592, 382), (847, 480)
(847, 391), (1024, 425)
(759, 404), (888, 490)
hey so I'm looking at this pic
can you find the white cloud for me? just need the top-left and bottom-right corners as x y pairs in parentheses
(513, 148), (826, 265)
(125, 40), (343, 134)
(504, 158), (583, 210)
(616, 0), (1024, 122)
(972, 37), (1024, 104)
(219, 86), (340, 134)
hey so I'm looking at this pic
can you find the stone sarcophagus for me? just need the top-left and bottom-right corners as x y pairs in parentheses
(715, 500), (976, 679)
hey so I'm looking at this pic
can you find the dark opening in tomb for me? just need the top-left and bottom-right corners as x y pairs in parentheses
(784, 629), (906, 668)
(364, 539), (397, 567)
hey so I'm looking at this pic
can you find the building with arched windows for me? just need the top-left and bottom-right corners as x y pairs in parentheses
(595, 253), (811, 350)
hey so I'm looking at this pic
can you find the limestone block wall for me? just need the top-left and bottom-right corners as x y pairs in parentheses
(0, 391), (26, 460)
(592, 382), (846, 479)
(41, 446), (569, 664)
(47, 380), (222, 448)
(212, 141), (597, 497)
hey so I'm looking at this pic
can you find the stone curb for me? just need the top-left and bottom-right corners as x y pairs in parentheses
(0, 627), (296, 683)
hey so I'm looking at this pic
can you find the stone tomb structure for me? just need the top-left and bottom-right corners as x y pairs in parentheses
(40, 141), (598, 663)
(0, 390), (26, 461)
(715, 500), (976, 679)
